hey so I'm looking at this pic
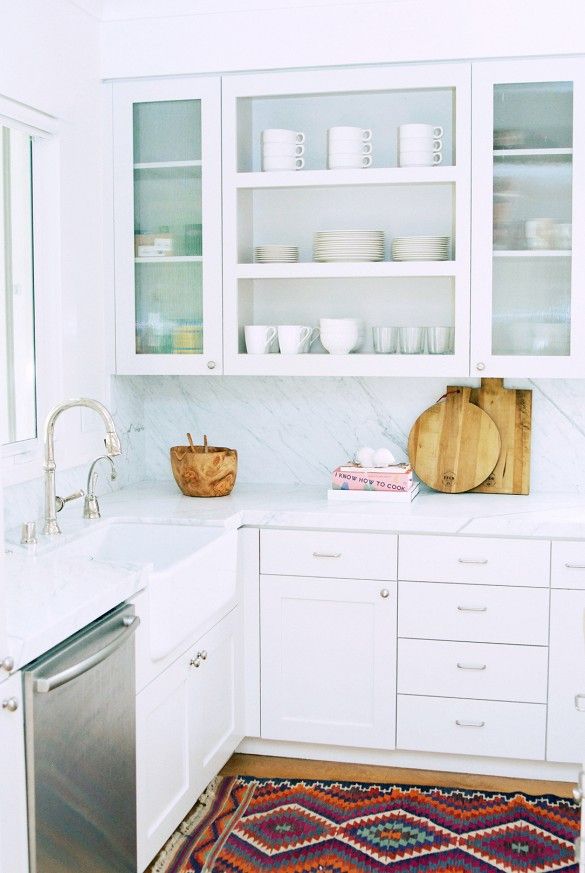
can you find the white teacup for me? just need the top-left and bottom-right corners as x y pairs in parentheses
(328, 154), (372, 169)
(399, 137), (442, 151)
(328, 126), (372, 142)
(277, 325), (319, 354)
(399, 150), (442, 167)
(262, 156), (305, 171)
(399, 123), (443, 139)
(244, 324), (278, 354)
(329, 142), (372, 156)
(262, 128), (305, 144)
(262, 143), (305, 157)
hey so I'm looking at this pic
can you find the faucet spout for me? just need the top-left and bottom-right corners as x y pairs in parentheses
(43, 398), (122, 536)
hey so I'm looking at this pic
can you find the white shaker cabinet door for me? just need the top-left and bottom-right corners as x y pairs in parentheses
(261, 575), (397, 749)
(0, 672), (28, 873)
(547, 589), (585, 764)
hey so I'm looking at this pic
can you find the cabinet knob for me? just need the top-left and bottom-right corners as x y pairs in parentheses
(1, 656), (14, 673)
(380, 589), (390, 599)
(189, 657), (201, 668)
(476, 362), (486, 371)
(2, 697), (18, 712)
(198, 650), (208, 660)
(575, 694), (585, 712)
(207, 360), (216, 370)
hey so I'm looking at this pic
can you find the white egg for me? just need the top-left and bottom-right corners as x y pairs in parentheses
(355, 446), (375, 467)
(372, 447), (396, 467)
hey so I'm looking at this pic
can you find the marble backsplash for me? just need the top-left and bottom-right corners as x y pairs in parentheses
(4, 373), (585, 532)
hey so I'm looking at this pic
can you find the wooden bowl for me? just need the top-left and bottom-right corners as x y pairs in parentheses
(170, 435), (237, 498)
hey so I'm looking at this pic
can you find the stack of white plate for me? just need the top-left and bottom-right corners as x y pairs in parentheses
(391, 235), (450, 261)
(313, 230), (384, 262)
(254, 245), (299, 263)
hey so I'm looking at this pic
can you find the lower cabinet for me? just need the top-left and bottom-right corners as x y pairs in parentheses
(260, 575), (397, 749)
(0, 672), (29, 873)
(547, 589), (585, 763)
(136, 607), (243, 871)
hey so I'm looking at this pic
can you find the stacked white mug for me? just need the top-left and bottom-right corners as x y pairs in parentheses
(327, 126), (372, 170)
(398, 124), (443, 167)
(262, 129), (305, 171)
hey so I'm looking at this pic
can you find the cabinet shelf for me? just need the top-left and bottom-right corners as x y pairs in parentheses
(134, 255), (203, 263)
(492, 250), (571, 258)
(235, 166), (458, 189)
(133, 160), (203, 169)
(492, 148), (572, 157)
(232, 352), (459, 377)
(237, 262), (457, 279)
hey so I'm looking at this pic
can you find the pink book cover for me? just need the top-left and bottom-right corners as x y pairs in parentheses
(331, 466), (413, 492)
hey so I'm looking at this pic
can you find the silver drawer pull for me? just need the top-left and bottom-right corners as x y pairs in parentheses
(565, 563), (585, 570)
(457, 662), (487, 671)
(457, 605), (488, 613)
(312, 552), (341, 559)
(575, 694), (585, 712)
(457, 558), (488, 565)
(455, 719), (485, 728)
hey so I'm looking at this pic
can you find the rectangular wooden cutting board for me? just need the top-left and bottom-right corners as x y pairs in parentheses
(447, 378), (532, 494)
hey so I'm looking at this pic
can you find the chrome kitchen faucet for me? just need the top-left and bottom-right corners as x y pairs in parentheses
(43, 398), (122, 535)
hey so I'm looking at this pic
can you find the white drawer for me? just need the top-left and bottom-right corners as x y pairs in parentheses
(397, 639), (548, 703)
(399, 535), (550, 587)
(260, 529), (397, 580)
(397, 695), (546, 760)
(552, 541), (585, 589)
(398, 581), (549, 645)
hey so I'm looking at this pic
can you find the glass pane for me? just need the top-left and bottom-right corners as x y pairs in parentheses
(135, 261), (203, 355)
(133, 100), (201, 163)
(491, 82), (573, 357)
(134, 166), (202, 257)
(1, 126), (36, 444)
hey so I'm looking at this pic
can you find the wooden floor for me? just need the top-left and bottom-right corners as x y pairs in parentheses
(220, 752), (575, 799)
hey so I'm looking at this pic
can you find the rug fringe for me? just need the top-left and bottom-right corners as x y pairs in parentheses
(150, 830), (187, 873)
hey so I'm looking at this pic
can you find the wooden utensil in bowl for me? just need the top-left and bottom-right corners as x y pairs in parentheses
(170, 434), (237, 497)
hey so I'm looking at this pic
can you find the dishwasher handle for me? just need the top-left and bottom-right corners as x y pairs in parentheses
(34, 615), (140, 694)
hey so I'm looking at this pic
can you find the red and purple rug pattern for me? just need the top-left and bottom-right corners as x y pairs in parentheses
(161, 777), (579, 872)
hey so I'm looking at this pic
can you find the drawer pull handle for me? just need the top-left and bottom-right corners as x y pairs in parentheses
(457, 558), (488, 565)
(312, 552), (341, 559)
(565, 563), (585, 570)
(575, 694), (585, 712)
(455, 719), (485, 728)
(457, 605), (488, 613)
(457, 662), (487, 671)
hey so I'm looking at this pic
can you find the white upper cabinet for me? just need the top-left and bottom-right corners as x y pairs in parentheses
(222, 64), (471, 376)
(112, 77), (223, 375)
(471, 58), (585, 377)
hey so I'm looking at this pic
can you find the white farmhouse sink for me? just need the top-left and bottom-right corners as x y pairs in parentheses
(55, 520), (238, 662)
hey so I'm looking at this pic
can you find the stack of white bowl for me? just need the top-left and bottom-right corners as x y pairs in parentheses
(261, 129), (305, 172)
(254, 245), (299, 263)
(313, 230), (384, 262)
(398, 124), (443, 167)
(391, 235), (450, 261)
(320, 318), (364, 354)
(327, 126), (373, 169)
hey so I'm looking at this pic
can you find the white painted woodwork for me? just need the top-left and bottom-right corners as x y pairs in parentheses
(222, 64), (471, 377)
(113, 76), (223, 375)
(398, 581), (549, 646)
(260, 575), (397, 748)
(136, 607), (243, 872)
(471, 58), (585, 377)
(552, 541), (585, 589)
(0, 672), (29, 873)
(260, 529), (397, 580)
(239, 528), (261, 737)
(398, 638), (548, 703)
(399, 534), (550, 587)
(547, 589), (585, 764)
(397, 695), (547, 760)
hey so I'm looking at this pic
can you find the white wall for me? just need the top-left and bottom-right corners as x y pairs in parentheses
(0, 0), (108, 488)
(101, 0), (585, 80)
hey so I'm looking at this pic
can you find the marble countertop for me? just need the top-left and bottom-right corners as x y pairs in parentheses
(93, 480), (585, 541)
(6, 479), (585, 679)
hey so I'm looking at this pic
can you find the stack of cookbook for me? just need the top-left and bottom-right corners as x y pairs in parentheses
(328, 463), (419, 502)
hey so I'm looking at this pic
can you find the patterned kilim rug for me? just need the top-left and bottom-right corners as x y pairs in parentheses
(152, 776), (580, 873)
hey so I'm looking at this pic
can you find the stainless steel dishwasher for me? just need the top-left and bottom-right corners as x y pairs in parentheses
(23, 602), (139, 873)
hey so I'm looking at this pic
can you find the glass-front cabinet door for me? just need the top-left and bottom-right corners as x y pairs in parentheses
(113, 78), (222, 374)
(471, 59), (585, 377)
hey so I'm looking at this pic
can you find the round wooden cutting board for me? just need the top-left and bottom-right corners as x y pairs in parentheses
(408, 388), (501, 493)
